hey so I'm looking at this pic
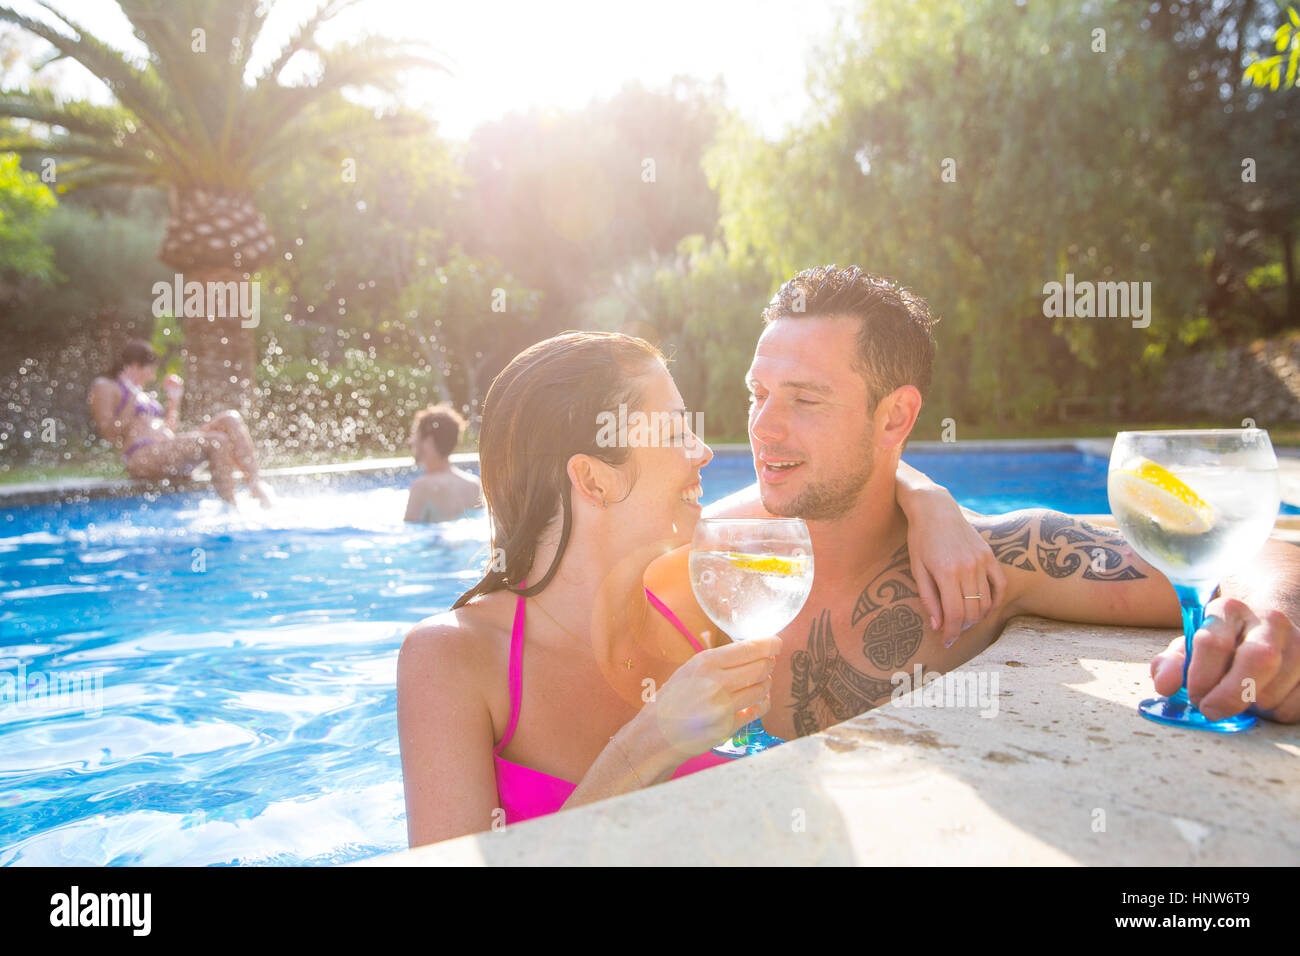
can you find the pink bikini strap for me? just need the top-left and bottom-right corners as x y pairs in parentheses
(645, 587), (704, 653)
(495, 585), (698, 755)
(494, 582), (527, 755)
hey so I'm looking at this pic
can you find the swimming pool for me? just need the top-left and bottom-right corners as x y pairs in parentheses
(0, 448), (1292, 865)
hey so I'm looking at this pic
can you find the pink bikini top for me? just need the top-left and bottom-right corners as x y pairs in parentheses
(492, 586), (729, 824)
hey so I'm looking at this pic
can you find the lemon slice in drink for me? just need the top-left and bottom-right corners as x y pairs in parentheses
(723, 552), (810, 576)
(1109, 457), (1214, 534)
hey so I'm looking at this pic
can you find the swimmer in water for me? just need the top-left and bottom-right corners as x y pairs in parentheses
(88, 339), (272, 507)
(404, 403), (482, 522)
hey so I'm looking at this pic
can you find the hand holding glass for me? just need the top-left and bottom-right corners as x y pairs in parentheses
(688, 518), (814, 757)
(1107, 429), (1279, 733)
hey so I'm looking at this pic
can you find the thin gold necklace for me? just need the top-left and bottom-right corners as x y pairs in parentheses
(530, 596), (658, 670)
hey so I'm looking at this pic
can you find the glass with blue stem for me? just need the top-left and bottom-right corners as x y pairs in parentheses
(688, 517), (814, 757)
(1107, 429), (1279, 733)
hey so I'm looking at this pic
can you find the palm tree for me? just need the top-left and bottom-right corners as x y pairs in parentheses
(0, 0), (443, 415)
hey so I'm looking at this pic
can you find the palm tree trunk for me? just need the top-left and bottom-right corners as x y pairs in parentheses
(160, 186), (273, 422)
(179, 266), (257, 421)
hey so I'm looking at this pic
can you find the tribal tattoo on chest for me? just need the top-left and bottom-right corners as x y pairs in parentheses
(785, 511), (1148, 737)
(789, 544), (924, 737)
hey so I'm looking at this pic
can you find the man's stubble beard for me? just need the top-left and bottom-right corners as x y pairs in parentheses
(761, 427), (876, 522)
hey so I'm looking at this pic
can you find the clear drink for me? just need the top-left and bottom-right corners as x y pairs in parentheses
(1108, 466), (1279, 584)
(1107, 429), (1279, 734)
(687, 551), (812, 641)
(688, 518), (814, 757)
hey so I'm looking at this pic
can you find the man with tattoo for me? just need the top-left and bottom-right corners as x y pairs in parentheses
(647, 265), (1300, 737)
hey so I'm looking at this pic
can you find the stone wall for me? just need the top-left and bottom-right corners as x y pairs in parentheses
(1, 334), (438, 470)
(1153, 334), (1300, 424)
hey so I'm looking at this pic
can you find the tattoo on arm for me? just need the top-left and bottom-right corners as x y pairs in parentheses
(982, 512), (1147, 582)
(983, 514), (1035, 570)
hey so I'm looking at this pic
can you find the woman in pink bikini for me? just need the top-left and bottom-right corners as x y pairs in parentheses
(397, 331), (997, 847)
(88, 340), (271, 506)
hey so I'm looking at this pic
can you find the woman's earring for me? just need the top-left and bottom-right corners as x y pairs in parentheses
(601, 497), (608, 509)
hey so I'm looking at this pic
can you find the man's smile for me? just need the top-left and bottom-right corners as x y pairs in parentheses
(757, 451), (806, 484)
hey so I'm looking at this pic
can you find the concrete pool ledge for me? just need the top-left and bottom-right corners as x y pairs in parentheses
(361, 616), (1300, 866)
(4, 438), (1300, 508)
(0, 439), (1105, 506)
(5, 439), (1299, 518)
(0, 453), (473, 507)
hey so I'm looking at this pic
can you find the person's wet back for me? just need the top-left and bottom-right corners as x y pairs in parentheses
(404, 404), (482, 522)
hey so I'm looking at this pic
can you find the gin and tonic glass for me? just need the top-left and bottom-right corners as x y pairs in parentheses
(1107, 429), (1279, 733)
(688, 518), (814, 757)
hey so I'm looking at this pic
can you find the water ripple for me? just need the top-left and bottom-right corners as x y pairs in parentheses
(0, 463), (756, 865)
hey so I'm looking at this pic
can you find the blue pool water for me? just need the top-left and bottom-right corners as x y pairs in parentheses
(0, 448), (1291, 865)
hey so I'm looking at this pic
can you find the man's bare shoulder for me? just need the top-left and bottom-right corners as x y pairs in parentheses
(414, 469), (480, 495)
(644, 543), (721, 646)
(702, 481), (772, 519)
(645, 544), (691, 604)
(452, 468), (483, 503)
(408, 473), (437, 492)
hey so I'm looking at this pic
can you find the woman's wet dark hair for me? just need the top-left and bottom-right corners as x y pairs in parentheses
(108, 340), (159, 378)
(452, 331), (665, 608)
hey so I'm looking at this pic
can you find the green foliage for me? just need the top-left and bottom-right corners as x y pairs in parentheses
(0, 0), (446, 194)
(458, 80), (725, 327)
(705, 0), (1300, 425)
(0, 0), (449, 416)
(0, 150), (55, 284)
(255, 97), (465, 334)
(586, 237), (772, 438)
(397, 248), (543, 415)
(150, 312), (183, 376)
(0, 195), (166, 338)
(8, 0), (1300, 464)
(254, 345), (438, 460)
(1243, 5), (1300, 90)
(260, 346), (432, 392)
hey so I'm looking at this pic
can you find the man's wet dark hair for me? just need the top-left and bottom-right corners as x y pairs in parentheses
(761, 265), (938, 407)
(412, 403), (466, 459)
(108, 339), (159, 378)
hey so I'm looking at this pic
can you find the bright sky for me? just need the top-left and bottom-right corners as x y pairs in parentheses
(6, 0), (851, 140)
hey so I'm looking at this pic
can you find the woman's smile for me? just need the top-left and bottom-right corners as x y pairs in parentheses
(680, 480), (703, 507)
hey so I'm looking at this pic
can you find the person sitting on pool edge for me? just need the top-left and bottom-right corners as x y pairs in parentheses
(88, 339), (272, 507)
(404, 403), (483, 523)
(645, 264), (1300, 742)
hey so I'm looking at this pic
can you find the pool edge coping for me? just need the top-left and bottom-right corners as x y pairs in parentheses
(0, 440), (1088, 505)
(3, 438), (1299, 510)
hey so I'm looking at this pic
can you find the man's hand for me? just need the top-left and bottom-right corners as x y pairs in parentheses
(1151, 597), (1300, 723)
